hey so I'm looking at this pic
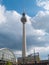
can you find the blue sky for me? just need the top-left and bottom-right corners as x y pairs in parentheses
(2, 0), (44, 16)
(0, 0), (49, 60)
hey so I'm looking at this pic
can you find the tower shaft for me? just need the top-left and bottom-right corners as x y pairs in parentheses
(21, 12), (27, 59)
(22, 23), (26, 58)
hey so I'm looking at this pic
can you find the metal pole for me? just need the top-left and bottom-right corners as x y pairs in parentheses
(48, 55), (49, 65)
(34, 49), (36, 64)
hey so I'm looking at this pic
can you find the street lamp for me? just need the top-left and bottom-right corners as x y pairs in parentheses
(34, 49), (36, 64)
(48, 54), (49, 65)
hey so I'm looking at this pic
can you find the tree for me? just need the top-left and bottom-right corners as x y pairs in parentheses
(6, 61), (12, 65)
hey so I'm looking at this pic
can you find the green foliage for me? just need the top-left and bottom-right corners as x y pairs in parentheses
(6, 61), (12, 65)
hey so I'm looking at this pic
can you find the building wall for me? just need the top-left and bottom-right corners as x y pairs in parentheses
(18, 54), (40, 64)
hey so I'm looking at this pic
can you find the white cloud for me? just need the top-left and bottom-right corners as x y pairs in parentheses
(36, 0), (49, 10)
(32, 11), (49, 31)
(28, 46), (49, 60)
(36, 11), (45, 17)
(0, 5), (33, 36)
(0, 5), (6, 23)
(33, 29), (46, 36)
(14, 50), (22, 58)
(31, 10), (49, 45)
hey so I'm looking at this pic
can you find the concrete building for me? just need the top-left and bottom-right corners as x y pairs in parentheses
(18, 52), (40, 64)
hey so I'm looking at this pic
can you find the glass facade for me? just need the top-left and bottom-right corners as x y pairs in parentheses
(0, 48), (16, 62)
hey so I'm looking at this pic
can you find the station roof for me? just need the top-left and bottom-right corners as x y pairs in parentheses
(0, 48), (16, 62)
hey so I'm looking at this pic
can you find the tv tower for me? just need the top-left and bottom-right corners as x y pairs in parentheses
(21, 12), (27, 58)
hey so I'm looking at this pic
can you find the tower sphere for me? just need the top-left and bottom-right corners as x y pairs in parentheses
(21, 12), (27, 24)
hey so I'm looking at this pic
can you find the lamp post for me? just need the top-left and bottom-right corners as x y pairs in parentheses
(34, 49), (36, 64)
(48, 54), (49, 65)
(21, 12), (27, 64)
